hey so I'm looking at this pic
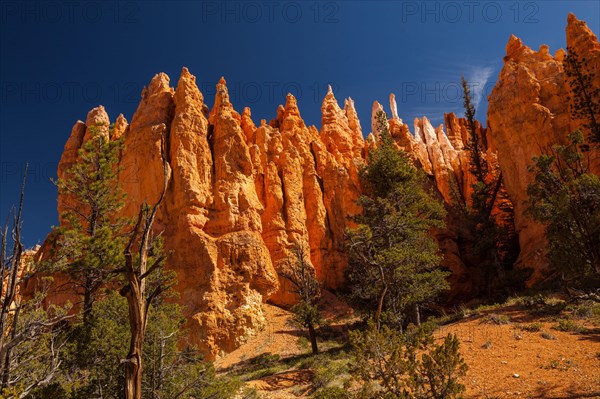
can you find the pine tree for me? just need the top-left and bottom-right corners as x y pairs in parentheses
(526, 47), (600, 290)
(349, 322), (467, 399)
(462, 77), (489, 188)
(564, 48), (600, 143)
(282, 245), (322, 355)
(345, 111), (448, 329)
(54, 124), (127, 326)
(527, 131), (600, 288)
(460, 77), (515, 298)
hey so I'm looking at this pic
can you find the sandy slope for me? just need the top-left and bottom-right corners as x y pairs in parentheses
(217, 301), (600, 399)
(437, 308), (600, 399)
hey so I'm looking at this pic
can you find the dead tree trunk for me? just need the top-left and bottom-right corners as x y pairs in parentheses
(120, 242), (146, 399)
(120, 129), (170, 399)
(0, 167), (26, 388)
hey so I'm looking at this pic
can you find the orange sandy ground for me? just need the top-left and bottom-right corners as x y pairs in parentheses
(216, 301), (600, 399)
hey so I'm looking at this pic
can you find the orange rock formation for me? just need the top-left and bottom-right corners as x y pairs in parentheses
(487, 13), (600, 282)
(46, 14), (598, 358)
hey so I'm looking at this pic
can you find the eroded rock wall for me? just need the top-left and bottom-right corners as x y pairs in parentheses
(47, 13), (598, 358)
(487, 13), (600, 282)
(53, 68), (365, 358)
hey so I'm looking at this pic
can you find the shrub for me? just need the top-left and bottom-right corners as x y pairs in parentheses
(419, 334), (469, 399)
(349, 322), (467, 399)
(554, 319), (584, 333)
(566, 301), (600, 323)
(544, 358), (575, 371)
(481, 313), (511, 325)
(312, 386), (351, 399)
(518, 322), (542, 332)
(313, 360), (349, 390)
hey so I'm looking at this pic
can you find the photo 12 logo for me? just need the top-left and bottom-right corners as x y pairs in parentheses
(401, 1), (540, 24)
(0, 162), (58, 184)
(398, 80), (496, 105)
(0, 1), (140, 24)
(200, 81), (340, 106)
(0, 81), (142, 105)
(200, 1), (340, 24)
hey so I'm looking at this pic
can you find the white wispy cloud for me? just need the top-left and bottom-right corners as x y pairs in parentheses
(468, 66), (494, 111)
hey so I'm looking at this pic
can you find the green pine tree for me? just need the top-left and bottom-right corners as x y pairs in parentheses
(53, 124), (127, 326)
(527, 131), (600, 289)
(460, 77), (517, 299)
(345, 111), (448, 329)
(564, 48), (600, 143)
(526, 47), (600, 291)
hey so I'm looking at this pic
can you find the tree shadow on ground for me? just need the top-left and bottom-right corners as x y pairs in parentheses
(530, 382), (600, 399)
(576, 327), (600, 343)
(220, 342), (350, 376)
(250, 369), (314, 391)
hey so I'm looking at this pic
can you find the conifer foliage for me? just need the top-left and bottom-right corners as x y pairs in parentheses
(459, 77), (518, 298)
(345, 111), (448, 328)
(527, 49), (600, 289)
(53, 124), (127, 325)
(282, 245), (322, 355)
(349, 322), (468, 399)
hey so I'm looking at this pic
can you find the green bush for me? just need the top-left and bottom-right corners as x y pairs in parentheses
(566, 301), (600, 323)
(349, 322), (467, 399)
(312, 386), (351, 399)
(518, 322), (542, 332)
(313, 360), (349, 390)
(481, 313), (511, 325)
(554, 319), (584, 333)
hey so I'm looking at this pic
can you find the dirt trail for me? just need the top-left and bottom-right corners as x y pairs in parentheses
(216, 304), (302, 372)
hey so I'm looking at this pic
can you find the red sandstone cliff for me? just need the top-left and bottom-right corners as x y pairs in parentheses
(51, 69), (366, 358)
(488, 13), (600, 282)
(44, 14), (598, 358)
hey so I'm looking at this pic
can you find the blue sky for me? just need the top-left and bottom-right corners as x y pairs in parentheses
(1, 0), (599, 246)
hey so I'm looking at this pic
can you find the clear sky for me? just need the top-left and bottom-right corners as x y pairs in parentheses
(1, 0), (599, 246)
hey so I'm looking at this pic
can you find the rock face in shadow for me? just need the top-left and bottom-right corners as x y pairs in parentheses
(47, 14), (598, 358)
(383, 94), (516, 299)
(487, 13), (600, 283)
